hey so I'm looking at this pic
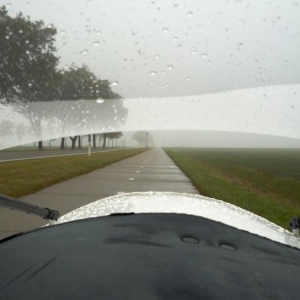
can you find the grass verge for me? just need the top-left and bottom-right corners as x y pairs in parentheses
(164, 148), (300, 229)
(0, 148), (147, 198)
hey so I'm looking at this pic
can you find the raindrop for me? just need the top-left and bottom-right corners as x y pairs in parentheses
(93, 41), (99, 47)
(191, 49), (197, 55)
(96, 99), (104, 103)
(187, 11), (193, 17)
(5, 36), (9, 40)
(173, 37), (178, 42)
(150, 71), (157, 76)
(186, 77), (191, 81)
(60, 30), (65, 35)
(150, 81), (154, 85)
(96, 31), (101, 35)
(110, 81), (118, 86)
(167, 65), (173, 70)
(129, 178), (135, 181)
(161, 71), (166, 75)
(63, 66), (69, 71)
(202, 53), (208, 59)
(163, 28), (169, 33)
(136, 171), (140, 173)
(28, 83), (32, 87)
(154, 55), (160, 60)
(5, 2), (11, 9)
(207, 61), (212, 65)
(19, 29), (23, 34)
(80, 49), (89, 55)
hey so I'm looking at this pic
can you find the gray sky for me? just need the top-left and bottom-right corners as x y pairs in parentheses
(1, 0), (300, 149)
(5, 0), (300, 97)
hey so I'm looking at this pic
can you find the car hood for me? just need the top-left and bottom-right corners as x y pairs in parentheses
(54, 192), (300, 249)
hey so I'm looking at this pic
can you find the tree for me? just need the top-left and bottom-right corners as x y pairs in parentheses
(52, 65), (125, 149)
(132, 131), (153, 147)
(102, 132), (122, 148)
(0, 6), (60, 150)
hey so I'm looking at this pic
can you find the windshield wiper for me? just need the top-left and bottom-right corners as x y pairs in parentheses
(0, 193), (59, 221)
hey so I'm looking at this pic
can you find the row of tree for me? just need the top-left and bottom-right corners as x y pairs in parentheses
(0, 6), (126, 150)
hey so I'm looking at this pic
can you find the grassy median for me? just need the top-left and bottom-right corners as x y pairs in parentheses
(164, 148), (300, 229)
(0, 149), (147, 198)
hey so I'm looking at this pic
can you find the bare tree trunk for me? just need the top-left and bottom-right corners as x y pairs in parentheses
(78, 136), (81, 149)
(88, 134), (91, 143)
(102, 135), (107, 148)
(69, 136), (78, 149)
(38, 141), (43, 150)
(60, 138), (65, 149)
(92, 134), (96, 149)
(98, 135), (102, 147)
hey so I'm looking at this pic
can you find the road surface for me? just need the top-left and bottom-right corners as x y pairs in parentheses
(0, 147), (125, 163)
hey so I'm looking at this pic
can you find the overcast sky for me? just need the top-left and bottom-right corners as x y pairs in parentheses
(1, 0), (300, 149)
(6, 0), (300, 98)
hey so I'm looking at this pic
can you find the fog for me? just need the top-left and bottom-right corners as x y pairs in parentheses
(6, 0), (300, 97)
(1, 1), (300, 149)
(149, 131), (300, 148)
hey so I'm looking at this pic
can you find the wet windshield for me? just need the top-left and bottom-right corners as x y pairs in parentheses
(0, 0), (300, 240)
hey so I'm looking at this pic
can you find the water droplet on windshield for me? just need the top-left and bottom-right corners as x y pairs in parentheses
(5, 3), (11, 9)
(207, 61), (212, 65)
(173, 37), (178, 42)
(93, 41), (99, 47)
(110, 81), (118, 86)
(163, 28), (169, 33)
(150, 71), (157, 76)
(129, 178), (135, 181)
(96, 31), (101, 35)
(186, 77), (191, 81)
(202, 53), (208, 59)
(96, 99), (104, 103)
(28, 83), (32, 87)
(167, 65), (173, 70)
(154, 55), (160, 60)
(191, 49), (197, 55)
(187, 11), (193, 17)
(80, 49), (89, 55)
(60, 30), (65, 35)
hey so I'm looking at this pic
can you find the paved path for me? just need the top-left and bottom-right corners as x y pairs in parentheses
(0, 147), (123, 163)
(0, 148), (198, 239)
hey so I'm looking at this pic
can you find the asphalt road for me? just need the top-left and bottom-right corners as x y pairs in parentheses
(0, 147), (125, 162)
(0, 148), (198, 239)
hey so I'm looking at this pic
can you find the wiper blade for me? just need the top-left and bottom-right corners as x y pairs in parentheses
(0, 193), (59, 221)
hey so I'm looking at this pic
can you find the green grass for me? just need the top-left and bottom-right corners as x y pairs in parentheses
(164, 148), (300, 229)
(0, 148), (147, 198)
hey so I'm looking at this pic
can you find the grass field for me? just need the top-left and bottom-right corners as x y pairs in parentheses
(0, 148), (147, 198)
(164, 148), (300, 229)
